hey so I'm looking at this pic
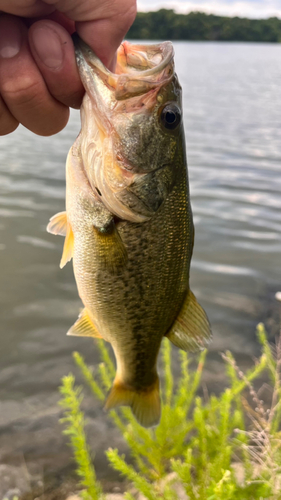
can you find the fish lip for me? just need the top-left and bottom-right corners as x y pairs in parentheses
(72, 33), (175, 92)
(116, 40), (174, 77)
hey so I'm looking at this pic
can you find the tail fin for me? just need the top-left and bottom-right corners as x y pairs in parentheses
(104, 377), (161, 428)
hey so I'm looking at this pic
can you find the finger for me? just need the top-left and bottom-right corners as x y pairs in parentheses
(0, 14), (69, 136)
(28, 20), (84, 109)
(0, 0), (55, 17)
(25, 11), (75, 34)
(76, 14), (135, 70)
(0, 95), (18, 135)
(42, 0), (137, 68)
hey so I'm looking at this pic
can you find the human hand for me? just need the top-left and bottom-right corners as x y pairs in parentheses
(0, 0), (136, 136)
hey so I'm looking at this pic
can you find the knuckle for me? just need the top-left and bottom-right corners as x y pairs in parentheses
(2, 76), (44, 110)
(1, 74), (70, 136)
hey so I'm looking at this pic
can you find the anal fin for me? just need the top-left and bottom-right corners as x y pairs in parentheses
(104, 376), (161, 428)
(166, 290), (212, 352)
(67, 308), (102, 339)
(47, 211), (68, 236)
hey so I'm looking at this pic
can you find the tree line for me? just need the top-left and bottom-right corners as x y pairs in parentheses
(126, 10), (281, 42)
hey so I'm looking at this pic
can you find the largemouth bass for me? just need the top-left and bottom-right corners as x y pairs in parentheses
(47, 35), (211, 428)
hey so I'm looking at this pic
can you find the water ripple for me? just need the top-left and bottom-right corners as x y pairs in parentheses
(192, 260), (259, 278)
(0, 43), (280, 450)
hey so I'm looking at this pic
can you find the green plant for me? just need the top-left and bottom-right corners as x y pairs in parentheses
(60, 375), (103, 500)
(59, 324), (281, 499)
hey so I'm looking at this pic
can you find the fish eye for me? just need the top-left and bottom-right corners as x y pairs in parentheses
(160, 103), (181, 131)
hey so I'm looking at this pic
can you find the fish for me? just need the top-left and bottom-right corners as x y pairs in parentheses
(47, 35), (212, 428)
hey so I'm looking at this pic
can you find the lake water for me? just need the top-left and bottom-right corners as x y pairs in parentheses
(0, 42), (281, 492)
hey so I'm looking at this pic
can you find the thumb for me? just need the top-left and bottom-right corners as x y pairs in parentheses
(42, 0), (136, 69)
(76, 1), (136, 69)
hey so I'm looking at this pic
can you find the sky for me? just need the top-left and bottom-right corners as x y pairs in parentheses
(137, 0), (281, 19)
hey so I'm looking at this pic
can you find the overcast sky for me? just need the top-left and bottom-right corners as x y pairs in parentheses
(137, 0), (281, 19)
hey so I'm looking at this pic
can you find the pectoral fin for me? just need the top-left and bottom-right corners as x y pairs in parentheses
(94, 221), (127, 274)
(47, 212), (74, 268)
(60, 223), (74, 269)
(47, 211), (68, 236)
(166, 290), (212, 352)
(67, 307), (102, 338)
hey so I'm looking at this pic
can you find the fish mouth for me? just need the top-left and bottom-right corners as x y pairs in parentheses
(72, 34), (174, 103)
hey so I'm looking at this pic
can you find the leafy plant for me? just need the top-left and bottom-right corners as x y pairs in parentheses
(60, 375), (103, 500)
(59, 324), (281, 499)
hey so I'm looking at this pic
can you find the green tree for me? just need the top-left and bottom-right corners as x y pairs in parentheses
(126, 10), (281, 43)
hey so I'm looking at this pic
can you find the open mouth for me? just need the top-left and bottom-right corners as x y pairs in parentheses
(72, 34), (175, 101)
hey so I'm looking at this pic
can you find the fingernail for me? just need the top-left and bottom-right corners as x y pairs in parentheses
(31, 26), (63, 69)
(0, 19), (22, 58)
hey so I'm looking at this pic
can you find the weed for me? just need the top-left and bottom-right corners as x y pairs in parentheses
(59, 324), (281, 499)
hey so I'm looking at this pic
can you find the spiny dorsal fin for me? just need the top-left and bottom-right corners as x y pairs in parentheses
(104, 376), (160, 428)
(47, 211), (68, 236)
(67, 308), (102, 338)
(60, 223), (74, 268)
(94, 221), (127, 274)
(166, 289), (212, 352)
